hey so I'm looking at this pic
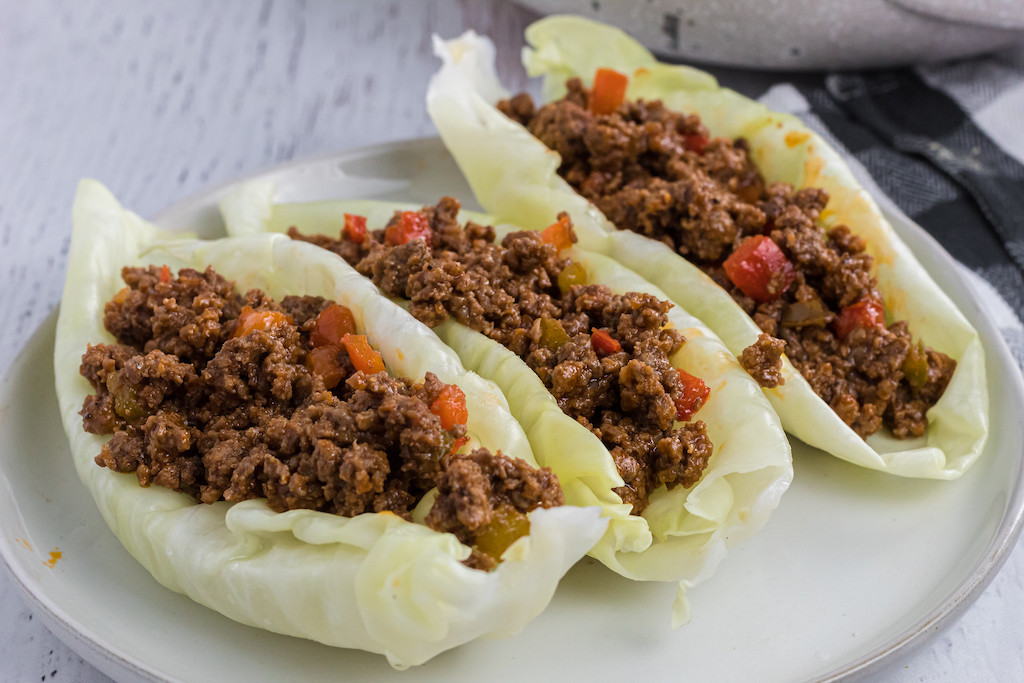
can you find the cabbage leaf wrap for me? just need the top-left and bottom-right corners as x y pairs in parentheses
(425, 17), (988, 479)
(54, 180), (608, 668)
(220, 186), (793, 624)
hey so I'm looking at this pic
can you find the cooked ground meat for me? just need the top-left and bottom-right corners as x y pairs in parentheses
(427, 448), (564, 570)
(289, 197), (715, 514)
(81, 265), (564, 569)
(499, 79), (956, 439)
(740, 333), (786, 389)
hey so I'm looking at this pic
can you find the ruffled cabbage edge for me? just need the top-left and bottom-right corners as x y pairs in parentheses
(424, 17), (988, 479)
(53, 179), (607, 668)
(220, 188), (793, 624)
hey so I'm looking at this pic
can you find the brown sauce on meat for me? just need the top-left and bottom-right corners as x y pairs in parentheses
(498, 79), (955, 439)
(289, 197), (714, 514)
(80, 265), (563, 569)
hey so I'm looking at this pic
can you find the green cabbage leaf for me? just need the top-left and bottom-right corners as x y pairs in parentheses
(220, 188), (793, 625)
(54, 180), (607, 668)
(425, 17), (988, 479)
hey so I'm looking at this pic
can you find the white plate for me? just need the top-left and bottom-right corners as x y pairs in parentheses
(1, 138), (1022, 682)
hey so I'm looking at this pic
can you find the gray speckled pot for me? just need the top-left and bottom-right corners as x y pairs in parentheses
(513, 0), (1024, 70)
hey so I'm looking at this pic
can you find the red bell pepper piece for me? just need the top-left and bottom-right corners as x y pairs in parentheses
(683, 133), (709, 154)
(674, 369), (710, 422)
(310, 304), (357, 348)
(450, 435), (470, 455)
(834, 299), (886, 339)
(341, 334), (386, 374)
(159, 264), (172, 284)
(384, 211), (431, 245)
(540, 214), (574, 251)
(590, 67), (629, 116)
(431, 384), (469, 430)
(232, 306), (292, 338)
(723, 235), (795, 303)
(343, 213), (367, 243)
(590, 328), (622, 356)
(305, 345), (346, 389)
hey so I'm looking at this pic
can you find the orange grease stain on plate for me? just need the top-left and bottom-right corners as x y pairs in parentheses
(44, 548), (62, 569)
(16, 538), (32, 551)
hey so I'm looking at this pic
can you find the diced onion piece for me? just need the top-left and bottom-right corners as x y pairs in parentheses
(341, 334), (386, 374)
(557, 261), (587, 293)
(722, 235), (795, 303)
(902, 341), (929, 388)
(473, 504), (531, 562)
(780, 296), (831, 328)
(107, 374), (145, 421)
(539, 317), (570, 350)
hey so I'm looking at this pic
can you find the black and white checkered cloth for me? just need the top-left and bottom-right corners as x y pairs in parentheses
(758, 46), (1024, 368)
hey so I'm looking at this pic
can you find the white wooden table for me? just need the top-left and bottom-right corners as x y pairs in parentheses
(1, 2), (1021, 680)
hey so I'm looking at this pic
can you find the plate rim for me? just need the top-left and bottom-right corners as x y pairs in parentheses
(2, 136), (1023, 683)
(819, 197), (1024, 680)
(0, 314), (173, 683)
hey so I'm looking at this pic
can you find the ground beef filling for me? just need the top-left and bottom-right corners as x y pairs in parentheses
(499, 80), (956, 439)
(289, 197), (714, 514)
(80, 265), (564, 570)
